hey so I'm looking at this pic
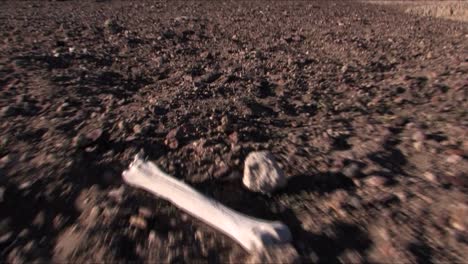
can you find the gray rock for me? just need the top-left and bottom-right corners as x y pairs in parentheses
(243, 151), (286, 193)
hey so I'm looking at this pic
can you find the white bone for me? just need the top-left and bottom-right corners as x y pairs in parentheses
(122, 154), (292, 252)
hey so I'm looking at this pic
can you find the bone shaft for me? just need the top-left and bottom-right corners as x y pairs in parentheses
(142, 175), (244, 230)
(132, 166), (257, 248)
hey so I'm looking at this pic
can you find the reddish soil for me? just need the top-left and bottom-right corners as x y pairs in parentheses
(0, 1), (467, 263)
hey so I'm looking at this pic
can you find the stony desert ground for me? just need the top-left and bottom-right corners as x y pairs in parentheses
(365, 0), (468, 22)
(0, 1), (467, 263)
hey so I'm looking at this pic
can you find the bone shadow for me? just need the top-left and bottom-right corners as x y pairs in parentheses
(280, 209), (373, 263)
(279, 172), (356, 195)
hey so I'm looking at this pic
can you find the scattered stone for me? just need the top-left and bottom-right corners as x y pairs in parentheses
(166, 127), (182, 139)
(0, 155), (11, 168)
(72, 133), (90, 148)
(19, 181), (32, 190)
(247, 245), (300, 264)
(0, 106), (16, 117)
(117, 121), (126, 131)
(228, 131), (239, 144)
(165, 137), (179, 149)
(412, 130), (426, 142)
(243, 151), (287, 193)
(108, 186), (124, 203)
(423, 171), (438, 183)
(86, 128), (103, 142)
(342, 162), (361, 178)
(446, 154), (463, 164)
(148, 230), (157, 244)
(165, 127), (182, 149)
(413, 141), (423, 151)
(0, 232), (12, 243)
(133, 124), (144, 135)
(56, 102), (69, 112)
(33, 211), (46, 227)
(364, 175), (389, 187)
(129, 215), (147, 229)
(18, 229), (29, 238)
(218, 115), (232, 132)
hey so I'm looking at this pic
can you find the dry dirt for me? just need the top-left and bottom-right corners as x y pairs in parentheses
(0, 1), (467, 263)
(365, 0), (468, 22)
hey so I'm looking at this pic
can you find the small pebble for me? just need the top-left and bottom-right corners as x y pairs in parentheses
(342, 163), (360, 178)
(73, 134), (89, 148)
(86, 128), (103, 142)
(0, 155), (11, 168)
(423, 171), (438, 183)
(19, 181), (32, 190)
(412, 130), (425, 142)
(33, 211), (46, 227)
(0, 232), (12, 243)
(133, 124), (143, 134)
(364, 175), (389, 187)
(413, 140), (424, 151)
(148, 231), (157, 244)
(18, 229), (29, 238)
(129, 215), (147, 229)
(446, 154), (462, 164)
(108, 186), (124, 202)
(0, 106), (16, 117)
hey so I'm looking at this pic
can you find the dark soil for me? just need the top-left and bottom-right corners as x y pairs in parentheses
(0, 1), (467, 263)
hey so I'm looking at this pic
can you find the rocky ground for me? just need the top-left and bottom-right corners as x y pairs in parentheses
(365, 1), (468, 22)
(0, 1), (467, 263)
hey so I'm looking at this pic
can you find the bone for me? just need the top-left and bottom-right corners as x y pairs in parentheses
(122, 154), (292, 252)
